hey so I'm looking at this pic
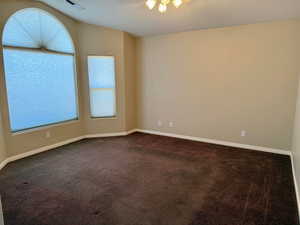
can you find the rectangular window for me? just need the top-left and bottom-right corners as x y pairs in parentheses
(3, 49), (78, 132)
(87, 56), (116, 118)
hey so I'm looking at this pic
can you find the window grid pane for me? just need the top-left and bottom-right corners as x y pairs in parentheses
(88, 56), (116, 118)
(3, 49), (78, 132)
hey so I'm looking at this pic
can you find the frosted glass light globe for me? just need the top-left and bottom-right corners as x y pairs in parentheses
(146, 0), (156, 10)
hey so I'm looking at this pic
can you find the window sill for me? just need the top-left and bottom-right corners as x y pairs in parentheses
(11, 119), (80, 136)
(90, 116), (118, 120)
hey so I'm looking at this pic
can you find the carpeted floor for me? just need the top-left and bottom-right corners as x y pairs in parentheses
(0, 132), (298, 225)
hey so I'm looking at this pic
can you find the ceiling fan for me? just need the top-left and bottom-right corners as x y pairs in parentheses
(64, 0), (85, 10)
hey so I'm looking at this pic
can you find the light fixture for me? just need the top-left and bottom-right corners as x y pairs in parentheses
(161, 0), (170, 4)
(146, 0), (156, 10)
(158, 3), (167, 13)
(146, 0), (185, 13)
(172, 0), (182, 8)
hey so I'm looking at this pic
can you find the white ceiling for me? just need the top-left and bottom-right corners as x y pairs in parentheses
(38, 0), (300, 36)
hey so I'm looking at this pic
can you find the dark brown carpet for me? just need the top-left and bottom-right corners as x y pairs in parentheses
(0, 132), (298, 225)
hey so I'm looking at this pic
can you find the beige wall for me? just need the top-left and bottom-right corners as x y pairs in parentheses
(0, 108), (6, 164)
(293, 79), (300, 193)
(77, 22), (127, 134)
(137, 20), (300, 150)
(0, 149), (5, 166)
(0, 116), (6, 165)
(124, 33), (138, 131)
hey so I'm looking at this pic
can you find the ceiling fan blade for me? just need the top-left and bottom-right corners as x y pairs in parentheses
(64, 0), (85, 10)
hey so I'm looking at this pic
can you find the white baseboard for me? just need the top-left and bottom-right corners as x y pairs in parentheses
(0, 129), (138, 171)
(84, 129), (137, 138)
(7, 136), (85, 163)
(290, 153), (300, 218)
(0, 158), (10, 171)
(0, 129), (291, 171)
(135, 129), (291, 155)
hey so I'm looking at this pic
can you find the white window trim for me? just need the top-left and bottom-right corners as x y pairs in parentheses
(11, 119), (80, 136)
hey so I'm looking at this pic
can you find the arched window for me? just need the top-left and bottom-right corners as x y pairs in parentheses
(2, 8), (78, 132)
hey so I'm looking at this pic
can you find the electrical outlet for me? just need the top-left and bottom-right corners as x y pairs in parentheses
(46, 131), (51, 138)
(241, 130), (246, 137)
(169, 122), (174, 127)
(157, 120), (162, 127)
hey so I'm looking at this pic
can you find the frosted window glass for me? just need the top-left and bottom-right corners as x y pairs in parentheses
(88, 57), (115, 88)
(2, 8), (74, 54)
(88, 56), (116, 117)
(14, 9), (41, 45)
(3, 49), (78, 131)
(47, 30), (74, 54)
(2, 18), (39, 48)
(90, 89), (116, 117)
(40, 12), (60, 44)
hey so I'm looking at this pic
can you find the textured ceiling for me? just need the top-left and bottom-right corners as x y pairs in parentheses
(38, 0), (300, 36)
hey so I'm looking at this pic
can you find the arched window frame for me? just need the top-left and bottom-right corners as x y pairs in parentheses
(1, 7), (79, 132)
(2, 7), (76, 55)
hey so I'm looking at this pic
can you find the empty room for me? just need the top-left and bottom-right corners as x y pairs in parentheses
(1, 0), (300, 224)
